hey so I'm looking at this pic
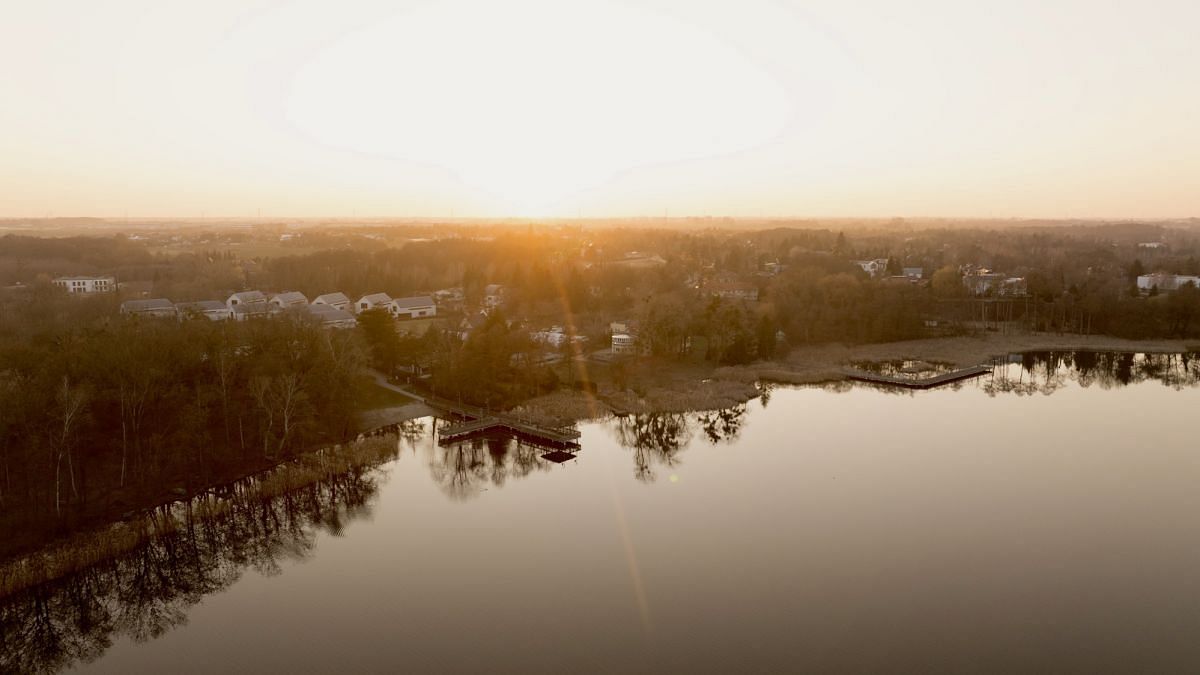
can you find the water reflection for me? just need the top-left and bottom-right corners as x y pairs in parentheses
(0, 434), (406, 675)
(982, 351), (1200, 396)
(427, 433), (559, 501)
(611, 404), (748, 482)
(6, 351), (1200, 673)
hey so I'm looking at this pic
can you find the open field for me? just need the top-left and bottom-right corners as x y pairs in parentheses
(356, 376), (417, 410)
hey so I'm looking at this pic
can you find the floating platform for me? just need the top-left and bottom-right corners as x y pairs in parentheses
(842, 364), (993, 389)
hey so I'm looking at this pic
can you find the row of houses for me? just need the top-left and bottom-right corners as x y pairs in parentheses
(121, 289), (439, 328)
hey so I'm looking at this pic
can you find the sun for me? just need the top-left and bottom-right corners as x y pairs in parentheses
(285, 0), (791, 215)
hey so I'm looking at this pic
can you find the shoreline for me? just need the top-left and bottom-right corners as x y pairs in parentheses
(514, 332), (1199, 425)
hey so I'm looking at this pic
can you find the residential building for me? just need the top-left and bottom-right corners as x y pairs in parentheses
(226, 290), (267, 308)
(54, 275), (115, 294)
(854, 259), (889, 278)
(356, 292), (393, 313)
(311, 292), (351, 311)
(175, 300), (232, 321)
(903, 267), (925, 280)
(270, 291), (309, 309)
(1137, 273), (1200, 292)
(389, 295), (437, 319)
(306, 304), (358, 329)
(231, 302), (270, 321)
(120, 298), (176, 318)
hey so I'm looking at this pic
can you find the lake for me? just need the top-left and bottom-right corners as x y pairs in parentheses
(5, 351), (1200, 673)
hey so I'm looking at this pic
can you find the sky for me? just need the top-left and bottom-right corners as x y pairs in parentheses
(2, 0), (1198, 219)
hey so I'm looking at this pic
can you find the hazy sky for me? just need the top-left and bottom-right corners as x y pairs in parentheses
(3, 0), (1198, 219)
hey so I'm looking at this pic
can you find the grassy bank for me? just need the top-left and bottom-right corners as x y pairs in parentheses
(516, 332), (1199, 424)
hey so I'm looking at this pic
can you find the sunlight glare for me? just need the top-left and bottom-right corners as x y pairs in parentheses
(287, 0), (791, 215)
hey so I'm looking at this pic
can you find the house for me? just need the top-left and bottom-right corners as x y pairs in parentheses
(311, 292), (351, 311)
(1138, 242), (1168, 250)
(231, 303), (270, 321)
(432, 287), (465, 312)
(226, 290), (267, 308)
(903, 267), (924, 280)
(389, 295), (437, 319)
(531, 326), (587, 349)
(705, 281), (759, 301)
(53, 275), (115, 294)
(1137, 273), (1200, 292)
(306, 304), (358, 329)
(483, 284), (505, 309)
(998, 277), (1028, 296)
(356, 292), (392, 313)
(854, 259), (889, 278)
(609, 320), (648, 355)
(611, 332), (641, 355)
(120, 298), (176, 318)
(175, 300), (232, 321)
(270, 291), (309, 309)
(962, 271), (1006, 296)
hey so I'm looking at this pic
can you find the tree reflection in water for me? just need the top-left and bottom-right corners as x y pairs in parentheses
(0, 433), (407, 675)
(982, 351), (1200, 397)
(427, 424), (558, 501)
(612, 405), (747, 482)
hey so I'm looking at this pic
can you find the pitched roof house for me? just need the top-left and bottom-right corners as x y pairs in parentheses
(356, 293), (392, 313)
(270, 291), (309, 308)
(306, 304), (358, 329)
(227, 290), (267, 308)
(389, 295), (437, 319)
(312, 292), (351, 311)
(120, 298), (177, 318)
(175, 300), (232, 321)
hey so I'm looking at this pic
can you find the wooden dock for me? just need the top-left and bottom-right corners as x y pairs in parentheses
(438, 415), (582, 446)
(843, 365), (993, 389)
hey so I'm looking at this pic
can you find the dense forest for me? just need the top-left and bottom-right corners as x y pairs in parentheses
(0, 288), (365, 550)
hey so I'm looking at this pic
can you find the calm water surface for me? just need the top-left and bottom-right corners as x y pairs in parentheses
(11, 353), (1200, 673)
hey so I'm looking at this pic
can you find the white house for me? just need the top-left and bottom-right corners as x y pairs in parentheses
(226, 290), (267, 308)
(175, 300), (232, 321)
(120, 298), (176, 318)
(312, 292), (351, 311)
(270, 291), (308, 309)
(611, 333), (640, 355)
(231, 303), (270, 321)
(389, 295), (436, 319)
(306, 304), (358, 329)
(356, 292), (393, 313)
(54, 275), (115, 294)
(1138, 273), (1200, 292)
(854, 259), (889, 278)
